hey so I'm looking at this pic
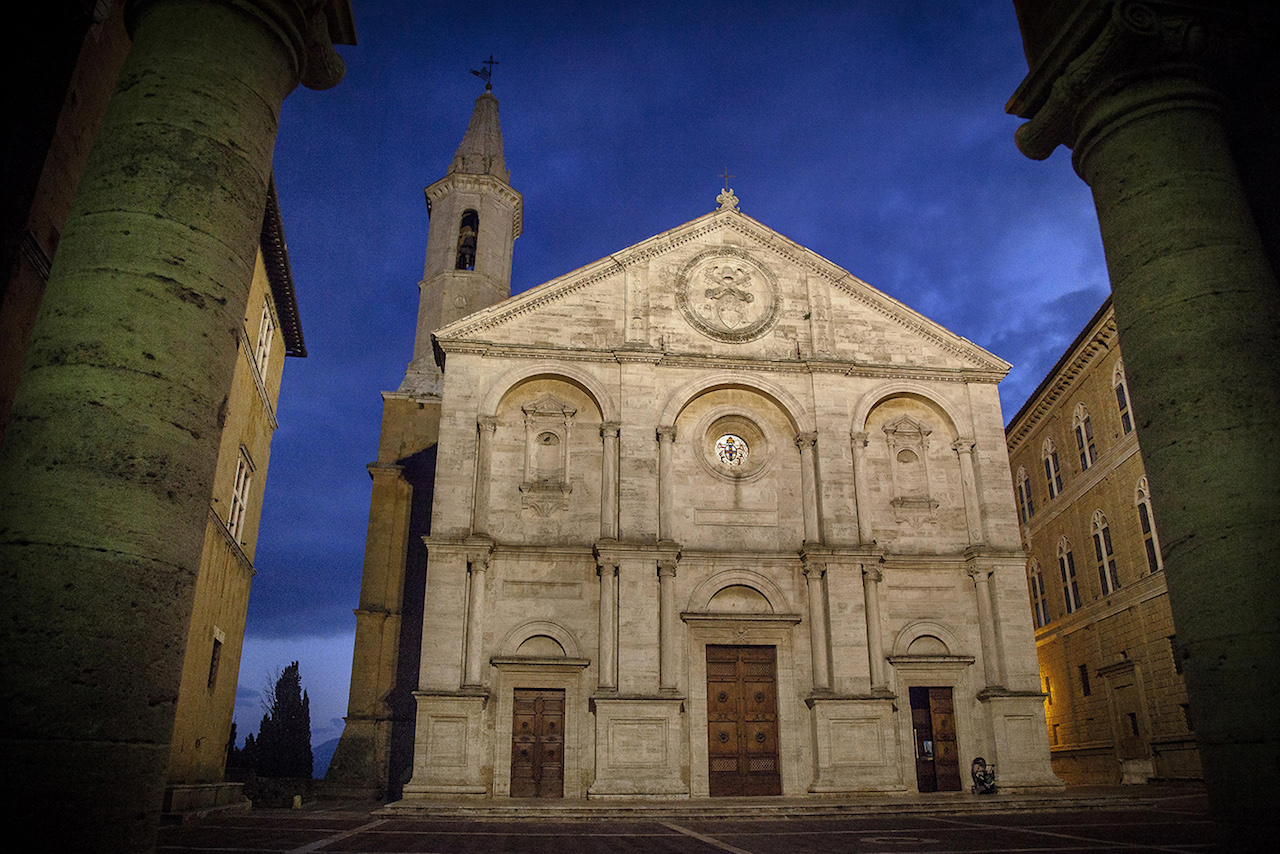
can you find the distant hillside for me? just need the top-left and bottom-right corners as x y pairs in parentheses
(312, 736), (340, 779)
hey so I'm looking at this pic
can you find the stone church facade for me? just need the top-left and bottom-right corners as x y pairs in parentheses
(327, 88), (1059, 800)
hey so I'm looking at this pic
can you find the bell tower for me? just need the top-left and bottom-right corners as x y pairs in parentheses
(401, 85), (522, 395)
(325, 84), (520, 799)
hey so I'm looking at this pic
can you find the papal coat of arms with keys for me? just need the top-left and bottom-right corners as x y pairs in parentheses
(675, 248), (780, 343)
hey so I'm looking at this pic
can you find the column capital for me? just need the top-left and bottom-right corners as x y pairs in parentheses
(967, 566), (993, 583)
(861, 564), (884, 584)
(802, 560), (826, 580)
(1007, 0), (1268, 161)
(126, 0), (356, 91)
(794, 431), (817, 450)
(656, 425), (677, 443)
(478, 415), (499, 433)
(952, 437), (976, 454)
(601, 421), (621, 439)
(657, 559), (678, 578)
(850, 431), (869, 448)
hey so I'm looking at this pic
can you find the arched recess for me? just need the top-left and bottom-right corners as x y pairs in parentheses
(479, 361), (617, 423)
(658, 372), (815, 434)
(498, 620), (583, 659)
(890, 619), (964, 658)
(686, 569), (793, 614)
(851, 380), (963, 438)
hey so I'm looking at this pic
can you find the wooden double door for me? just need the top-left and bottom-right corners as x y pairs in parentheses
(909, 686), (961, 792)
(706, 645), (782, 796)
(510, 689), (564, 798)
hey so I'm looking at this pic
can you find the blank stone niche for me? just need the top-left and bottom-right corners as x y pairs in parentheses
(519, 394), (575, 516)
(884, 414), (939, 524)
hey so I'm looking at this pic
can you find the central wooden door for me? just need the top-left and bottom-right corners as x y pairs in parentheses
(707, 645), (781, 796)
(510, 689), (564, 798)
(909, 686), (961, 792)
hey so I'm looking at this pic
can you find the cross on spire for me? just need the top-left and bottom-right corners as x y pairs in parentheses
(719, 168), (736, 191)
(470, 55), (499, 90)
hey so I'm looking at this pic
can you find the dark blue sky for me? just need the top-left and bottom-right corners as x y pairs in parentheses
(235, 1), (1111, 750)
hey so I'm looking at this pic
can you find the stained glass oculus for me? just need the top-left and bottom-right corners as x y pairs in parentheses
(715, 434), (748, 466)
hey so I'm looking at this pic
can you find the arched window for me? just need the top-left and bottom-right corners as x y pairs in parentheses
(1043, 438), (1063, 499)
(1058, 538), (1081, 614)
(1114, 360), (1133, 435)
(1028, 558), (1048, 628)
(1135, 476), (1163, 574)
(1091, 510), (1120, 595)
(455, 209), (479, 270)
(1015, 466), (1035, 522)
(1073, 403), (1096, 471)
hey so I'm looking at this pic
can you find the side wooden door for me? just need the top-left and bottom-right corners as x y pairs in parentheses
(510, 689), (564, 798)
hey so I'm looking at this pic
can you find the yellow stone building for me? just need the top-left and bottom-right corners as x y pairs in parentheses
(162, 185), (305, 814)
(1006, 298), (1200, 785)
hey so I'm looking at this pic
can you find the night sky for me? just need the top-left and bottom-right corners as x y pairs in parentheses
(233, 1), (1112, 759)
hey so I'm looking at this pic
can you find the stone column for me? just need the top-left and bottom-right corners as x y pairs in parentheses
(968, 567), (1003, 689)
(795, 432), (821, 543)
(462, 551), (489, 687)
(1008, 3), (1280, 839)
(0, 2), (348, 850)
(657, 558), (678, 691)
(803, 557), (831, 692)
(600, 422), (620, 540)
(596, 555), (619, 690)
(861, 563), (887, 693)
(471, 416), (498, 535)
(851, 432), (873, 544)
(656, 425), (677, 541)
(952, 438), (982, 545)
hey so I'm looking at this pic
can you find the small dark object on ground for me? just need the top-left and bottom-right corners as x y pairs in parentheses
(971, 757), (997, 795)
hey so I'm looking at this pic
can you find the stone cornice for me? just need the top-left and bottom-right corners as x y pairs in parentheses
(1006, 298), (1117, 453)
(432, 339), (1006, 384)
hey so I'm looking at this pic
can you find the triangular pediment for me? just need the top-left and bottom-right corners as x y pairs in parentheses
(434, 208), (1009, 377)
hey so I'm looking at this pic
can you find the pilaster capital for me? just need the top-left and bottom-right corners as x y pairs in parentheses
(952, 437), (976, 455)
(601, 421), (621, 439)
(1007, 0), (1270, 161)
(657, 559), (678, 578)
(861, 564), (884, 584)
(967, 566), (993, 584)
(478, 415), (499, 433)
(656, 425), (677, 444)
(850, 431), (869, 449)
(794, 431), (818, 450)
(802, 560), (826, 580)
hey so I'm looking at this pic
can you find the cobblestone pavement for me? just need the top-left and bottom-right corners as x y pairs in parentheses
(157, 789), (1217, 853)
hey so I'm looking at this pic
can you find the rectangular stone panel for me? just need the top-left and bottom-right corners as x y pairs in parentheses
(608, 719), (667, 768)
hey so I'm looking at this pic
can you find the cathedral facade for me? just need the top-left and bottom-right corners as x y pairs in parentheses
(327, 89), (1059, 800)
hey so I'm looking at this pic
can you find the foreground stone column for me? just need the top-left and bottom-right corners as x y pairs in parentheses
(968, 566), (1004, 689)
(0, 1), (349, 850)
(1008, 2), (1279, 843)
(952, 438), (983, 544)
(850, 432), (873, 544)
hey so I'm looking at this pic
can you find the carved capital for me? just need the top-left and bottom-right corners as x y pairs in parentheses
(478, 415), (498, 433)
(1008, 0), (1271, 160)
(656, 425), (677, 443)
(794, 431), (818, 450)
(952, 437), (976, 455)
(967, 567), (993, 583)
(803, 560), (826, 580)
(601, 421), (621, 439)
(861, 564), (884, 584)
(657, 559), (678, 578)
(850, 431), (869, 450)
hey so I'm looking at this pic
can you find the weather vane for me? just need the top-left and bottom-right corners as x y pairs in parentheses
(470, 55), (499, 90)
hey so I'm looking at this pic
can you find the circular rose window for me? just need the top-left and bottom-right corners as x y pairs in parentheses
(715, 434), (748, 466)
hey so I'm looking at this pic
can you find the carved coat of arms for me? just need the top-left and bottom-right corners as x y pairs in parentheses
(676, 249), (780, 343)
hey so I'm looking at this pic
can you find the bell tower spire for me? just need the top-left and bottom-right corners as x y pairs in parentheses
(401, 85), (522, 395)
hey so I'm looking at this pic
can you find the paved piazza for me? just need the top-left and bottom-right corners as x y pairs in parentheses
(158, 792), (1216, 853)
